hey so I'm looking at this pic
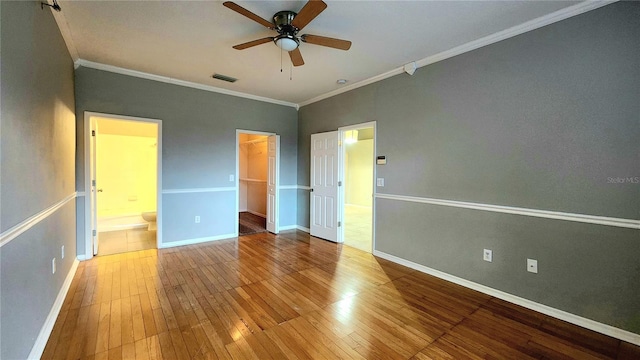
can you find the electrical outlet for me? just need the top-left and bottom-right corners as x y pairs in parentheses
(195, 216), (201, 223)
(527, 258), (538, 273)
(229, 174), (234, 182)
(61, 245), (65, 259)
(52, 258), (56, 274)
(483, 249), (492, 262)
(376, 178), (385, 187)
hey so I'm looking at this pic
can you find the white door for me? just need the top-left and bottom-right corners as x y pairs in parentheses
(310, 131), (339, 242)
(90, 118), (99, 255)
(266, 135), (280, 233)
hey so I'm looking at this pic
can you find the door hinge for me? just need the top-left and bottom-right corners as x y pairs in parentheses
(338, 181), (342, 187)
(91, 130), (95, 136)
(92, 229), (97, 236)
(338, 221), (342, 227)
(92, 179), (96, 187)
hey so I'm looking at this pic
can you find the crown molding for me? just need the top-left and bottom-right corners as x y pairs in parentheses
(52, 1), (614, 110)
(298, 0), (616, 108)
(74, 59), (299, 109)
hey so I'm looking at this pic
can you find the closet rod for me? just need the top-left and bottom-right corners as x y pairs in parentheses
(240, 138), (267, 145)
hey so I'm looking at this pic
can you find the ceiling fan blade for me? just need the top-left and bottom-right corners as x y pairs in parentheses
(289, 48), (305, 67)
(301, 34), (352, 50)
(291, 0), (327, 31)
(223, 2), (273, 29)
(233, 37), (274, 50)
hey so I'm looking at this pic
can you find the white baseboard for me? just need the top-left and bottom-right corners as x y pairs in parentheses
(99, 223), (148, 232)
(159, 233), (236, 249)
(28, 258), (80, 359)
(279, 225), (310, 233)
(373, 250), (640, 346)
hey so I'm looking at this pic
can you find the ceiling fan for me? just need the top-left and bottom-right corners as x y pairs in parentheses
(223, 0), (352, 67)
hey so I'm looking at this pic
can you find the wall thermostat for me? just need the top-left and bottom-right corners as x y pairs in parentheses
(377, 156), (386, 165)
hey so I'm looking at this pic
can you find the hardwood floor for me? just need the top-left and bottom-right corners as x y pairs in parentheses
(43, 230), (639, 359)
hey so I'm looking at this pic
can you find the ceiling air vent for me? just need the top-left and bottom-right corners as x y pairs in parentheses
(211, 73), (238, 83)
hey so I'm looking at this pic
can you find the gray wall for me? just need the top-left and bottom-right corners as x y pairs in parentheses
(1, 2), (76, 359)
(74, 67), (298, 253)
(298, 2), (640, 333)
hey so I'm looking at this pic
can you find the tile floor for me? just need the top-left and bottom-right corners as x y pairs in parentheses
(97, 228), (156, 256)
(343, 204), (372, 252)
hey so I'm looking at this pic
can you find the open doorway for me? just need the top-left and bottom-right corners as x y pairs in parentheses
(238, 133), (268, 235)
(84, 112), (162, 258)
(340, 123), (375, 252)
(236, 130), (280, 236)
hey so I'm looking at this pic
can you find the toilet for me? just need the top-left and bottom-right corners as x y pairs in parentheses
(141, 211), (157, 231)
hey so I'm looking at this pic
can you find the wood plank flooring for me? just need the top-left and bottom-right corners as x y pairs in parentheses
(43, 230), (640, 359)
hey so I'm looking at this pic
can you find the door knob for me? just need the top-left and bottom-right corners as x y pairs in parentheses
(97, 189), (103, 192)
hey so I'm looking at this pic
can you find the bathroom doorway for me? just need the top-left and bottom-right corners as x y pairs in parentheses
(339, 123), (375, 252)
(84, 112), (162, 258)
(236, 130), (280, 236)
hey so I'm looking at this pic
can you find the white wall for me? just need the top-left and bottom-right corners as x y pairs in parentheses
(96, 134), (157, 218)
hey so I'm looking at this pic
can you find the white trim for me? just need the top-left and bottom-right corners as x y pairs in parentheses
(162, 187), (236, 194)
(99, 223), (148, 233)
(76, 191), (86, 197)
(297, 185), (312, 191)
(373, 250), (640, 346)
(299, 67), (404, 107)
(76, 254), (90, 261)
(375, 193), (640, 230)
(159, 233), (236, 249)
(297, 1), (616, 107)
(0, 192), (76, 248)
(279, 225), (310, 233)
(84, 112), (163, 260)
(75, 59), (298, 109)
(27, 259), (79, 359)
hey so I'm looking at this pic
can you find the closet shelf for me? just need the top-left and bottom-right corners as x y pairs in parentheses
(239, 178), (267, 183)
(240, 138), (267, 146)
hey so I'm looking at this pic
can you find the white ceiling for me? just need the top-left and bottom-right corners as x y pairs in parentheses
(56, 0), (587, 106)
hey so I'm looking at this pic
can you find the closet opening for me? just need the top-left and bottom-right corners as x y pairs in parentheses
(237, 132), (269, 235)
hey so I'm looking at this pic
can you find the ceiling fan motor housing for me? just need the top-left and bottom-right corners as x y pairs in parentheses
(273, 11), (298, 35)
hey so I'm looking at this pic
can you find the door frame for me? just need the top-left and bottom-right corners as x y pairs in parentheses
(235, 129), (279, 236)
(83, 111), (163, 260)
(337, 121), (377, 251)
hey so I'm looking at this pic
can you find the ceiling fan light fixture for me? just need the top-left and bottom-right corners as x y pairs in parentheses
(274, 35), (299, 51)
